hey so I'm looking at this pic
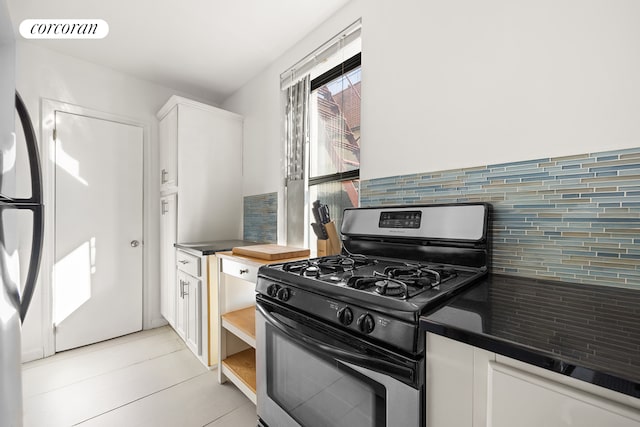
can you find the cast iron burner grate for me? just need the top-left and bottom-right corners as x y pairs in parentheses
(344, 264), (458, 299)
(282, 254), (377, 278)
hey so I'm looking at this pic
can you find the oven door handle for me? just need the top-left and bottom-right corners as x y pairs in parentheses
(256, 301), (415, 380)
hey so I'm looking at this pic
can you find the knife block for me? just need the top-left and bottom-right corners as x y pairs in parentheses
(317, 221), (342, 256)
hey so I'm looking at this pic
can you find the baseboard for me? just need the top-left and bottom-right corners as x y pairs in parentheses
(22, 347), (44, 363)
(146, 317), (168, 330)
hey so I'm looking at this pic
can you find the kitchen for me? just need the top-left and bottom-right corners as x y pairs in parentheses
(1, 0), (640, 426)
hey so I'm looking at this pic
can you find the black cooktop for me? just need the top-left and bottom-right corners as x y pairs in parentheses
(259, 254), (487, 320)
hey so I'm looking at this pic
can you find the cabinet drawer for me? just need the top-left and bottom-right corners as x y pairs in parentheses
(222, 258), (259, 283)
(176, 250), (201, 277)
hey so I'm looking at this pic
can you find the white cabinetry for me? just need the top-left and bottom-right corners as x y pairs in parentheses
(176, 265), (201, 355)
(159, 193), (177, 328)
(174, 248), (208, 365)
(157, 96), (243, 242)
(159, 105), (178, 191)
(157, 96), (243, 366)
(425, 333), (640, 427)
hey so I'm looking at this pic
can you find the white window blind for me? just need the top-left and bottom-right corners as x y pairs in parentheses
(280, 19), (361, 91)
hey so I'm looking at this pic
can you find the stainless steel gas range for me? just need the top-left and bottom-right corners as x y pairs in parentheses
(255, 203), (491, 427)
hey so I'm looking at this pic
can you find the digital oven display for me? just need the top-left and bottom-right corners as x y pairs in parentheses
(379, 211), (422, 229)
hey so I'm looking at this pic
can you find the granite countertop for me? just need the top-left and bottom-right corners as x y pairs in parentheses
(174, 240), (262, 256)
(420, 274), (640, 398)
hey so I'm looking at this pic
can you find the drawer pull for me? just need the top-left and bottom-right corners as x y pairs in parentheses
(239, 268), (249, 275)
(180, 279), (190, 298)
(179, 260), (189, 264)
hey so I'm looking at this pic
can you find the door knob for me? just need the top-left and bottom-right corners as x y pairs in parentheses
(131, 240), (140, 247)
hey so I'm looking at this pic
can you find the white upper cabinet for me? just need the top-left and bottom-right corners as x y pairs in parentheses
(157, 96), (244, 242)
(158, 105), (178, 191)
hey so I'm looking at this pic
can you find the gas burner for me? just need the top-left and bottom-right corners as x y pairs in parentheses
(344, 274), (415, 299)
(282, 260), (321, 277)
(319, 254), (377, 271)
(340, 264), (459, 300)
(374, 278), (408, 297)
(345, 274), (415, 299)
(345, 276), (378, 290)
(384, 264), (457, 285)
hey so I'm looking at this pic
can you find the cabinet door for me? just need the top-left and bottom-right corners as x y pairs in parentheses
(426, 332), (475, 427)
(175, 270), (188, 340)
(488, 362), (640, 427)
(160, 194), (177, 327)
(159, 106), (178, 190)
(185, 276), (202, 356)
(426, 334), (640, 427)
(176, 104), (243, 242)
(176, 269), (201, 355)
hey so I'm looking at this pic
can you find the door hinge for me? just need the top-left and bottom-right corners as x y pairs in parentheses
(53, 128), (57, 141)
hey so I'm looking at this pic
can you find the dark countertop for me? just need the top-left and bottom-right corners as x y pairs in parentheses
(420, 274), (640, 398)
(174, 240), (262, 256)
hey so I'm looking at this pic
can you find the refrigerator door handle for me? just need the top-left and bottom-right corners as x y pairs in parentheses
(15, 91), (45, 323)
(17, 204), (44, 323)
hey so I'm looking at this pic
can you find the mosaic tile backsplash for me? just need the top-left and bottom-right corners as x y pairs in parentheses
(360, 147), (640, 288)
(243, 192), (277, 243)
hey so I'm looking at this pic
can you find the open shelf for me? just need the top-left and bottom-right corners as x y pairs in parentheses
(217, 252), (308, 406)
(221, 348), (256, 404)
(221, 306), (256, 348)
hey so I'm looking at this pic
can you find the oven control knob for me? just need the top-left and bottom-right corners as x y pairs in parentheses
(276, 287), (290, 302)
(267, 284), (279, 297)
(337, 307), (354, 325)
(357, 313), (375, 334)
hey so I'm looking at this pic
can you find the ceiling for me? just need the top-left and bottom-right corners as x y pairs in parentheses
(7, 0), (351, 102)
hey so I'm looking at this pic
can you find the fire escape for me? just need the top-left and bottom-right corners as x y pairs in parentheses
(316, 79), (361, 207)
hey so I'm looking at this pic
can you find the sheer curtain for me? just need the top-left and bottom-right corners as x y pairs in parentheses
(284, 76), (310, 247)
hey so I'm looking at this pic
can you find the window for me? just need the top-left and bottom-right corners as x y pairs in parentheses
(308, 53), (361, 245)
(281, 21), (361, 247)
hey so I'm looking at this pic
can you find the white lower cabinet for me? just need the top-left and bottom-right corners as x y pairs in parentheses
(425, 333), (640, 427)
(173, 249), (208, 366)
(176, 270), (201, 355)
(488, 361), (640, 427)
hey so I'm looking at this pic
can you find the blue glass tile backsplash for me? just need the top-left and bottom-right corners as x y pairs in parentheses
(360, 147), (640, 288)
(243, 192), (277, 243)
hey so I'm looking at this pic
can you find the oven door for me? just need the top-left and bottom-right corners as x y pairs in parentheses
(256, 296), (423, 427)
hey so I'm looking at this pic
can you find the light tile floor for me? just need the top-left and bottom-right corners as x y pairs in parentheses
(22, 326), (257, 427)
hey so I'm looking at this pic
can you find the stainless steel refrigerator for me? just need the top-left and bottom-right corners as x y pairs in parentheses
(1, 2), (45, 425)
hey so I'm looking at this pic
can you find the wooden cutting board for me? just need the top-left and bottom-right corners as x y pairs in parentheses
(231, 244), (310, 260)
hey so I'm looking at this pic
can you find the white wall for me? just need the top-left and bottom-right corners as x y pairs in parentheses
(362, 0), (640, 179)
(224, 0), (640, 203)
(15, 41), (207, 361)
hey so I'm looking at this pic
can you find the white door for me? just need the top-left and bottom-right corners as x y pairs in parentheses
(53, 111), (143, 352)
